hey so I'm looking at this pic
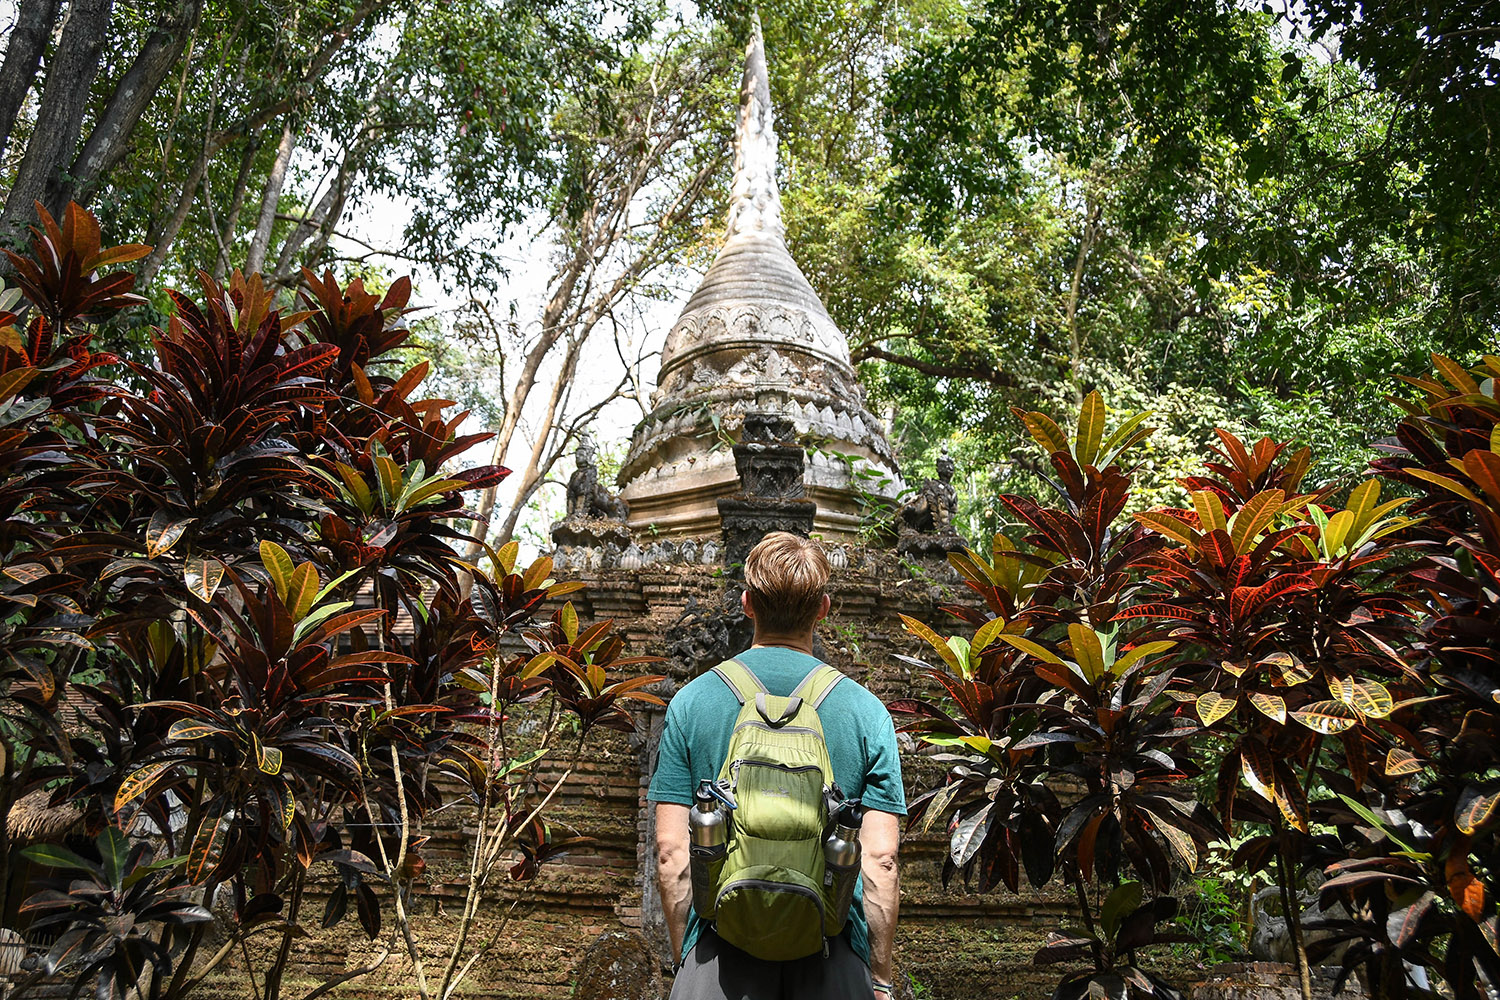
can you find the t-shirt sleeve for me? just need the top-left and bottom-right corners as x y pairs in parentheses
(860, 701), (907, 816)
(647, 699), (695, 806)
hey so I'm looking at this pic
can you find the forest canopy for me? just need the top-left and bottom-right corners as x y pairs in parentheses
(0, 0), (1493, 539)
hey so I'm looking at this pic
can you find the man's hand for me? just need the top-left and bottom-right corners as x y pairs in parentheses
(655, 803), (692, 965)
(861, 809), (901, 989)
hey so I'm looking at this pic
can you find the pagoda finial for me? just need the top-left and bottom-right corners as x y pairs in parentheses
(725, 11), (785, 242)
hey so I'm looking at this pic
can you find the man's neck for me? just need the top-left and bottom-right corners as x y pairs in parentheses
(750, 632), (815, 655)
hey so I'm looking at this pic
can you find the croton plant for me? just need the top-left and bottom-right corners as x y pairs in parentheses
(895, 358), (1500, 1000)
(0, 203), (661, 1000)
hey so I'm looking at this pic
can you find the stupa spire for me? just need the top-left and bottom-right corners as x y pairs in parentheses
(613, 10), (900, 543)
(725, 12), (785, 242)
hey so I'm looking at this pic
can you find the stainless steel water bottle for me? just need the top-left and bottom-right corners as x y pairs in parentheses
(823, 798), (863, 931)
(688, 779), (728, 918)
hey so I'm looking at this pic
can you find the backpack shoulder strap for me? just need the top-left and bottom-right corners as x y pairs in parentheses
(791, 663), (845, 712)
(710, 658), (767, 706)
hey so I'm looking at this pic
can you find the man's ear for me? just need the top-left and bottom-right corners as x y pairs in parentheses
(741, 589), (755, 619)
(815, 594), (831, 623)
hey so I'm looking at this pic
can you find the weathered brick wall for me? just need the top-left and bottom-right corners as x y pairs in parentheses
(190, 553), (1165, 1000)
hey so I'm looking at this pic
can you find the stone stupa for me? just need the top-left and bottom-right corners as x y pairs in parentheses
(614, 15), (901, 545)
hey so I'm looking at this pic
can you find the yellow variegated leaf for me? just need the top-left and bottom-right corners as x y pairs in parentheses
(973, 616), (1010, 654)
(994, 633), (1065, 666)
(1196, 691), (1236, 727)
(284, 561), (319, 620)
(184, 556), (224, 602)
(260, 541), (294, 598)
(520, 652), (556, 681)
(114, 761), (176, 813)
(1020, 411), (1069, 455)
(1111, 640), (1176, 676)
(1406, 468), (1482, 503)
(1241, 742), (1277, 805)
(1067, 624), (1106, 683)
(899, 615), (962, 672)
(1349, 679), (1394, 718)
(258, 743), (283, 776)
(1229, 490), (1284, 555)
(1192, 491), (1227, 534)
(1248, 692), (1286, 724)
(1221, 659), (1249, 678)
(1134, 511), (1199, 547)
(1328, 674), (1357, 705)
(1076, 391), (1105, 467)
(1290, 700), (1359, 734)
(561, 602), (579, 643)
(1262, 651), (1313, 686)
(495, 539), (520, 576)
(1385, 748), (1422, 776)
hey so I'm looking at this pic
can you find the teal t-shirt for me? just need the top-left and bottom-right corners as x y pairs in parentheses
(646, 646), (906, 965)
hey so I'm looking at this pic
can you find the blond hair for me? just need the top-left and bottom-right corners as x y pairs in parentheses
(743, 532), (831, 634)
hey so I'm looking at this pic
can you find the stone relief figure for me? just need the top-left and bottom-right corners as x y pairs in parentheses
(565, 431), (628, 522)
(896, 450), (964, 558)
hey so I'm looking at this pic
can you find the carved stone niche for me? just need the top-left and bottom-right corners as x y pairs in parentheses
(717, 412), (816, 569)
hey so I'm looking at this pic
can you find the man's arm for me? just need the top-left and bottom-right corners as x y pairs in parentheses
(655, 803), (692, 965)
(861, 808), (901, 989)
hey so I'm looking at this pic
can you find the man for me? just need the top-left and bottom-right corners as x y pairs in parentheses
(649, 532), (905, 1000)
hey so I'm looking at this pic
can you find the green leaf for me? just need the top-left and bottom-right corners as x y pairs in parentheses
(98, 827), (129, 889)
(1100, 881), (1143, 941)
(1337, 794), (1419, 854)
(20, 843), (94, 873)
(946, 635), (973, 679)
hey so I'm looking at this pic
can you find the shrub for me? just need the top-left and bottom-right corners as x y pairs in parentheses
(0, 203), (660, 1000)
(895, 355), (1500, 1000)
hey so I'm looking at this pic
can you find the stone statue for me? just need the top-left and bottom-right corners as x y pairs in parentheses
(565, 432), (628, 522)
(552, 430), (631, 558)
(896, 450), (964, 558)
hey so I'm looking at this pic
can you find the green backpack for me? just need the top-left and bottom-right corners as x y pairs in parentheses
(703, 657), (847, 961)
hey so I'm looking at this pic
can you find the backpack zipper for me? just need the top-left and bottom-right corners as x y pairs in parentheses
(717, 877), (827, 919)
(729, 760), (823, 787)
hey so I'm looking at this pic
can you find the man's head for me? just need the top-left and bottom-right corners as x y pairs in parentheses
(741, 531), (831, 636)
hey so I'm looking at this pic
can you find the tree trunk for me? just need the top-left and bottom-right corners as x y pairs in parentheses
(0, 0), (113, 239)
(138, 147), (208, 287)
(244, 117), (296, 275)
(0, 0), (61, 163)
(272, 139), (361, 281)
(212, 129), (262, 280)
(1276, 827), (1314, 1000)
(1064, 196), (1101, 409)
(67, 0), (204, 207)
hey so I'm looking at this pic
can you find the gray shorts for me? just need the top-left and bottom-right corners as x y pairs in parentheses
(668, 930), (872, 1000)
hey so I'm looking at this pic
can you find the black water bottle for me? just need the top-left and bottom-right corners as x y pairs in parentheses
(688, 779), (728, 918)
(823, 798), (863, 932)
